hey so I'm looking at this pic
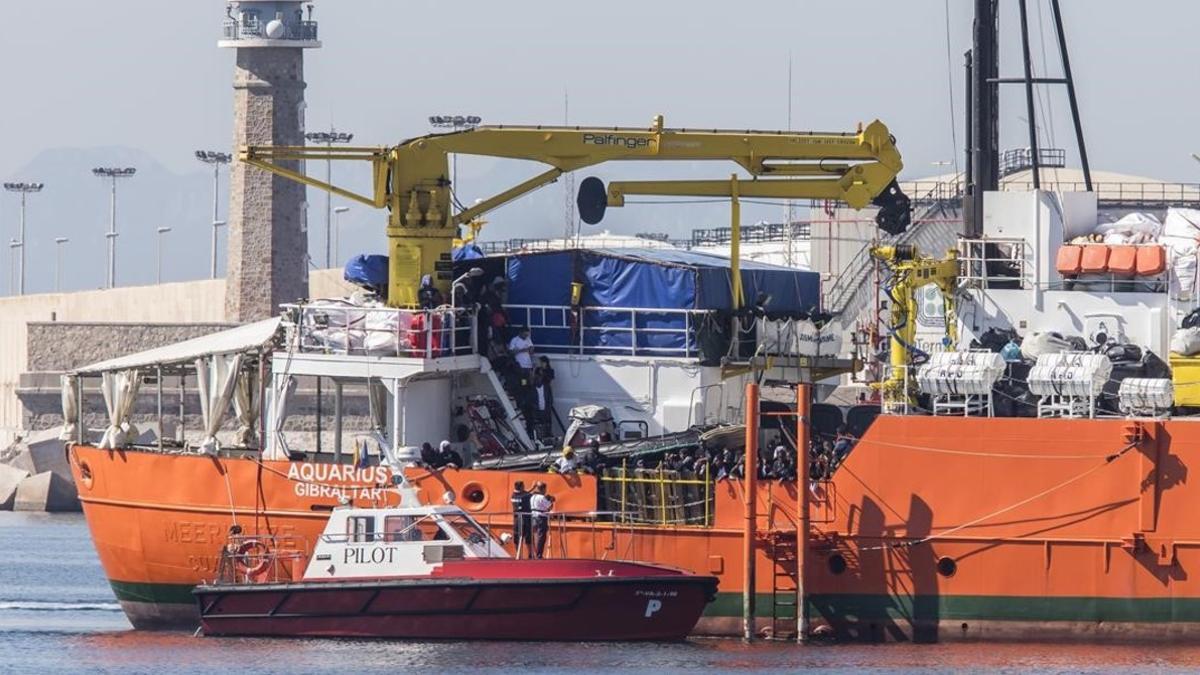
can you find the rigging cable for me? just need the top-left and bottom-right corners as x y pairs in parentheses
(856, 438), (1139, 551)
(942, 0), (961, 178)
(1035, 0), (1059, 150)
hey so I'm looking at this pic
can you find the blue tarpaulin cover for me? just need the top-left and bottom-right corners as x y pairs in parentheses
(343, 254), (389, 294)
(503, 248), (819, 313)
(500, 248), (820, 353)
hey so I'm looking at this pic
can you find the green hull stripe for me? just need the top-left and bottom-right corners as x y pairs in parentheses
(109, 581), (1200, 625)
(110, 580), (197, 606)
(805, 593), (1200, 624)
(709, 593), (1200, 623)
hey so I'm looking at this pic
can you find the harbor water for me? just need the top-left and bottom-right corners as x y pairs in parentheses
(4, 512), (1200, 674)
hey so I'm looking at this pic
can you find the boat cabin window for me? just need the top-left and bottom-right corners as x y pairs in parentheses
(383, 515), (424, 542)
(346, 516), (375, 543)
(441, 514), (490, 547)
(381, 514), (450, 542)
(417, 516), (451, 542)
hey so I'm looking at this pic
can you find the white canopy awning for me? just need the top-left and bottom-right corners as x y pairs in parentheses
(73, 317), (282, 375)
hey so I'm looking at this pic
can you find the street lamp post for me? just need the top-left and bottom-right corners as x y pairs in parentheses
(195, 151), (232, 278)
(333, 206), (349, 266)
(429, 115), (482, 200)
(91, 167), (137, 289)
(54, 237), (69, 292)
(7, 239), (17, 295)
(211, 220), (227, 277)
(3, 181), (44, 295)
(304, 127), (354, 268)
(156, 226), (172, 284)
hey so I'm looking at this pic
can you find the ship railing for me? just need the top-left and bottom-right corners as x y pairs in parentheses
(281, 302), (476, 359)
(505, 304), (706, 358)
(958, 237), (1030, 290)
(212, 534), (308, 585)
(472, 509), (686, 562)
(597, 464), (714, 526)
(900, 179), (1200, 208)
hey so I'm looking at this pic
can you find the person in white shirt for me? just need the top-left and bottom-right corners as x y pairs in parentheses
(508, 328), (537, 435)
(529, 481), (556, 559)
(552, 449), (578, 475)
(508, 327), (535, 371)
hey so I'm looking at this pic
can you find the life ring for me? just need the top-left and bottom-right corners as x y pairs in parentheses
(234, 539), (272, 577)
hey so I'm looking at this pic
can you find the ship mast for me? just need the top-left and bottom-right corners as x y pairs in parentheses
(965, 0), (1092, 236)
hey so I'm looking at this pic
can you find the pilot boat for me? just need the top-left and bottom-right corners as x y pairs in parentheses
(193, 483), (718, 641)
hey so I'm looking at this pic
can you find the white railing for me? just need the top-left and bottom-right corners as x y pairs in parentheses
(504, 304), (706, 358)
(958, 237), (1030, 289)
(282, 302), (475, 359)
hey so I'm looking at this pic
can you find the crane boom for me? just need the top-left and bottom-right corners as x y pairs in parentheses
(242, 115), (911, 307)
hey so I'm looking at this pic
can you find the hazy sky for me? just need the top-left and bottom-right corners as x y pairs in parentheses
(1, 1), (1199, 291)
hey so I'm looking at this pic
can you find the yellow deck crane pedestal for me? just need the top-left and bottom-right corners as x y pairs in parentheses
(869, 244), (959, 406)
(242, 115), (911, 308)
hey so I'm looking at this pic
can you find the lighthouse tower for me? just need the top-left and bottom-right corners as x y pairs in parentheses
(219, 1), (319, 321)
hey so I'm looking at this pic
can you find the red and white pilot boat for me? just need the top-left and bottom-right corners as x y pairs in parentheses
(193, 482), (717, 641)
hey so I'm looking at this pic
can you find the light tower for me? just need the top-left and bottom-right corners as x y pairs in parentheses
(92, 167), (136, 289)
(3, 181), (44, 295)
(429, 115), (481, 196)
(195, 150), (232, 278)
(219, 0), (319, 321)
(305, 127), (353, 268)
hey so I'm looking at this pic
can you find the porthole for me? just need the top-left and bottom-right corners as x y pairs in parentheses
(459, 482), (488, 512)
(936, 556), (957, 577)
(827, 553), (847, 575)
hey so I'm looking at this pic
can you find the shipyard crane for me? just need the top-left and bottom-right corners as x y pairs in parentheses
(870, 244), (959, 405)
(242, 115), (911, 307)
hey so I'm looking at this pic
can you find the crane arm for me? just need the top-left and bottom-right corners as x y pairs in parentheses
(242, 115), (911, 307)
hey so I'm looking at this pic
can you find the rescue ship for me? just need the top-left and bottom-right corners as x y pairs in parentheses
(66, 113), (902, 637)
(62, 0), (1200, 643)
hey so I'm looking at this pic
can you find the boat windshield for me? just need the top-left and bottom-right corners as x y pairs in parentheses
(382, 514), (450, 542)
(440, 513), (493, 547)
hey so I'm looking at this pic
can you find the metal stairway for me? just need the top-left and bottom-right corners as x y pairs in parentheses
(822, 183), (964, 333)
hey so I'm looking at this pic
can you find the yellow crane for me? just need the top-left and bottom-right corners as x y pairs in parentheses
(242, 115), (910, 307)
(870, 244), (959, 404)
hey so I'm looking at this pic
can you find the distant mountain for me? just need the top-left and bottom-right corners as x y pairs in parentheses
(2, 147), (214, 293)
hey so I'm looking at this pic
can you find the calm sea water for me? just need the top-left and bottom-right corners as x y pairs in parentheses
(4, 512), (1200, 674)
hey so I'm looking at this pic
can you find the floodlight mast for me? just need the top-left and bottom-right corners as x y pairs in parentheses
(91, 167), (137, 289)
(429, 115), (482, 204)
(195, 150), (232, 278)
(305, 128), (354, 267)
(3, 181), (44, 295)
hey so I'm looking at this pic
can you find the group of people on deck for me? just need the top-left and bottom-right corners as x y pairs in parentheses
(508, 480), (556, 559)
(464, 275), (557, 442)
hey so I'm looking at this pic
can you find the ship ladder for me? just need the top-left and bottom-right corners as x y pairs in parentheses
(767, 532), (800, 640)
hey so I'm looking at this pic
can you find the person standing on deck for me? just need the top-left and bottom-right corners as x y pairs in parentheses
(530, 481), (556, 559)
(508, 327), (535, 380)
(508, 327), (537, 431)
(509, 480), (533, 558)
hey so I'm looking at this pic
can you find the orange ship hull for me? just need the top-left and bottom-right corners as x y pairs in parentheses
(812, 415), (1200, 642)
(70, 412), (1200, 641)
